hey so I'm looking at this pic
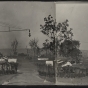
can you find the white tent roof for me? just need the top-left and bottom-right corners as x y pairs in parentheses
(62, 61), (72, 67)
(8, 59), (17, 63)
(46, 61), (53, 66)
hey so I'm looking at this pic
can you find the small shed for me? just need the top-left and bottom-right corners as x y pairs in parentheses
(46, 61), (53, 66)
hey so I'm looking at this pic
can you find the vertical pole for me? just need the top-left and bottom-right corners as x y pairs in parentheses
(44, 64), (48, 82)
(54, 19), (58, 85)
(46, 64), (47, 81)
(55, 36), (58, 84)
(26, 46), (27, 55)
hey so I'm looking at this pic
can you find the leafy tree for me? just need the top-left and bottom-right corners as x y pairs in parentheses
(59, 40), (82, 63)
(40, 15), (82, 63)
(11, 39), (18, 55)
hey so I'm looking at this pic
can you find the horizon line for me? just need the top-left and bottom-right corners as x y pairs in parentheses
(0, 48), (87, 51)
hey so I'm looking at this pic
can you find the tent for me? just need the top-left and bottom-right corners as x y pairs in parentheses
(46, 61), (53, 66)
(62, 61), (72, 67)
(8, 58), (17, 63)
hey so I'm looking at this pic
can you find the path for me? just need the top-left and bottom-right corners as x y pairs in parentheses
(2, 57), (54, 85)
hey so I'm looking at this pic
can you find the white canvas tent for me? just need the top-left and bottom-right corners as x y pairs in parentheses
(46, 61), (53, 66)
(8, 59), (17, 63)
(38, 58), (49, 60)
(62, 61), (72, 67)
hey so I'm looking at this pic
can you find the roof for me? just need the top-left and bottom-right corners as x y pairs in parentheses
(8, 59), (17, 63)
(62, 62), (72, 67)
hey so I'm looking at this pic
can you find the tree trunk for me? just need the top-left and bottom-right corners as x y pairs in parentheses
(55, 39), (58, 84)
(34, 49), (35, 61)
(46, 48), (47, 57)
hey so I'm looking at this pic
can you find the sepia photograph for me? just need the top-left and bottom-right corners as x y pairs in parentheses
(0, 1), (87, 85)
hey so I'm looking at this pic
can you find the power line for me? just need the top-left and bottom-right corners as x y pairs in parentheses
(0, 21), (30, 32)
(13, 28), (29, 31)
(0, 21), (22, 29)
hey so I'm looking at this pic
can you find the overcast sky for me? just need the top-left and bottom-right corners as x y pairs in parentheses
(0, 1), (55, 49)
(0, 2), (88, 50)
(56, 2), (88, 50)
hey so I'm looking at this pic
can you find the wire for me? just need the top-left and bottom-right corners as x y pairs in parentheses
(0, 21), (30, 32)
(0, 21), (22, 29)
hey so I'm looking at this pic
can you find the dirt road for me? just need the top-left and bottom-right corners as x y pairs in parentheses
(2, 57), (54, 85)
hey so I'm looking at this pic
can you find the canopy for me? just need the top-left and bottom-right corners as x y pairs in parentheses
(8, 59), (17, 63)
(38, 58), (49, 60)
(46, 61), (53, 66)
(62, 61), (72, 67)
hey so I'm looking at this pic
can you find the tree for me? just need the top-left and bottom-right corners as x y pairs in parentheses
(42, 39), (50, 57)
(0, 52), (3, 58)
(40, 15), (82, 83)
(36, 46), (40, 56)
(29, 38), (39, 58)
(40, 15), (73, 56)
(40, 15), (81, 62)
(59, 40), (82, 63)
(11, 39), (18, 55)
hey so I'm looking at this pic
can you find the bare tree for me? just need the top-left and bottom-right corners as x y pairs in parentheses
(29, 38), (39, 58)
(11, 38), (18, 55)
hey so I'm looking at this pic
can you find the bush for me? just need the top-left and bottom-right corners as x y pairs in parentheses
(26, 56), (32, 60)
(0, 52), (3, 58)
(18, 53), (27, 56)
(37, 63), (55, 76)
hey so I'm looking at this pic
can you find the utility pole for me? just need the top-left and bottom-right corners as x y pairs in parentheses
(26, 46), (28, 56)
(54, 19), (58, 85)
(54, 34), (58, 84)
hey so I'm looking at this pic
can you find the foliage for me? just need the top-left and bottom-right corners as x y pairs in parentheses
(18, 53), (27, 56)
(42, 39), (50, 56)
(59, 40), (82, 63)
(40, 15), (82, 63)
(36, 46), (40, 56)
(42, 39), (49, 49)
(40, 15), (73, 53)
(0, 52), (3, 58)
(29, 38), (38, 48)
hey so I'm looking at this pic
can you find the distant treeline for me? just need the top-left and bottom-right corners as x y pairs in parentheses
(0, 48), (88, 58)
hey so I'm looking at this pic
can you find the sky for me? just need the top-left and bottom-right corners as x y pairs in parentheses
(0, 1), (55, 49)
(0, 1), (88, 50)
(56, 2), (88, 50)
